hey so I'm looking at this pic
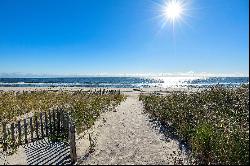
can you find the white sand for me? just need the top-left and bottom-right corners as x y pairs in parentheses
(0, 146), (27, 165)
(77, 94), (189, 165)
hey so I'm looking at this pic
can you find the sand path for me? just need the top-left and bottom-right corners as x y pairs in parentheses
(78, 95), (188, 165)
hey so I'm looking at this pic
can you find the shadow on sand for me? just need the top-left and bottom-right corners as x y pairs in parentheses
(147, 116), (193, 164)
(24, 138), (71, 165)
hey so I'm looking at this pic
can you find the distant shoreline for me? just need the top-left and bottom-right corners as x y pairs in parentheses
(0, 86), (221, 95)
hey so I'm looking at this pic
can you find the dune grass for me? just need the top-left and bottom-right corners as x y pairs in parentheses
(0, 90), (126, 134)
(139, 85), (249, 165)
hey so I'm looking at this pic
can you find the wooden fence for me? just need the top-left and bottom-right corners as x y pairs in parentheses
(93, 89), (121, 95)
(1, 109), (77, 164)
(0, 89), (121, 164)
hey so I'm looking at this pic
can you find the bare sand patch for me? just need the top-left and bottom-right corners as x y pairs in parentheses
(77, 95), (189, 165)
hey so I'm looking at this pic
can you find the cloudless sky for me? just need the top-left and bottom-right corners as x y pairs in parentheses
(0, 0), (249, 76)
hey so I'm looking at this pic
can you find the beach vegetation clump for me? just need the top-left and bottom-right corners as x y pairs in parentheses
(139, 85), (249, 165)
(0, 90), (126, 134)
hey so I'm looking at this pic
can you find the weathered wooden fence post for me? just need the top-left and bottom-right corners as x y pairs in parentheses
(44, 112), (49, 137)
(57, 109), (61, 137)
(18, 120), (22, 145)
(62, 111), (67, 136)
(52, 110), (56, 136)
(49, 110), (52, 136)
(69, 118), (77, 164)
(30, 117), (34, 142)
(24, 119), (28, 144)
(35, 115), (39, 140)
(67, 114), (77, 164)
(65, 112), (69, 139)
(2, 122), (7, 151)
(61, 110), (66, 137)
(40, 112), (44, 138)
(11, 123), (15, 146)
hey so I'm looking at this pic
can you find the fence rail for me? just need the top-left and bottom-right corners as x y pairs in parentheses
(88, 89), (121, 95)
(1, 109), (77, 164)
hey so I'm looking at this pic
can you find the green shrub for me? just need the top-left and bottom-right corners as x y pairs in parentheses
(0, 90), (126, 134)
(140, 85), (249, 165)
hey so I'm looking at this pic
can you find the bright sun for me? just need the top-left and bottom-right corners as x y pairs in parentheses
(164, 0), (183, 22)
(157, 0), (189, 30)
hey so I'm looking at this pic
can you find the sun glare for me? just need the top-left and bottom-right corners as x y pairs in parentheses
(164, 0), (184, 23)
(156, 0), (190, 31)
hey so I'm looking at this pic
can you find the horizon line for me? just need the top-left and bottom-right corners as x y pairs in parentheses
(0, 71), (249, 78)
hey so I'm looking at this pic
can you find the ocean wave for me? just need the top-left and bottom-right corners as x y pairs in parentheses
(0, 77), (248, 88)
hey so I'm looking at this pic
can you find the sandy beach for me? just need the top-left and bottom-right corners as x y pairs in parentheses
(0, 86), (203, 95)
(1, 84), (248, 165)
(0, 87), (191, 165)
(76, 94), (189, 165)
(1, 0), (248, 164)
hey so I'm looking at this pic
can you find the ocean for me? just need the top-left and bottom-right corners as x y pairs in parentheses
(0, 77), (248, 88)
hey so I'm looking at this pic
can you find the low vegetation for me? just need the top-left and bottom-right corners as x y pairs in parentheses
(139, 85), (249, 165)
(0, 90), (126, 134)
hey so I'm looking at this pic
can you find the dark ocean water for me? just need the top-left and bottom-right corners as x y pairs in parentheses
(0, 77), (248, 88)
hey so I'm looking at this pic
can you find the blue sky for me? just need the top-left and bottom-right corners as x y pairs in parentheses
(0, 0), (249, 76)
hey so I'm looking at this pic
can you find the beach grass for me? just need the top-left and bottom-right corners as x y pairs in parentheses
(0, 90), (126, 134)
(139, 84), (249, 165)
